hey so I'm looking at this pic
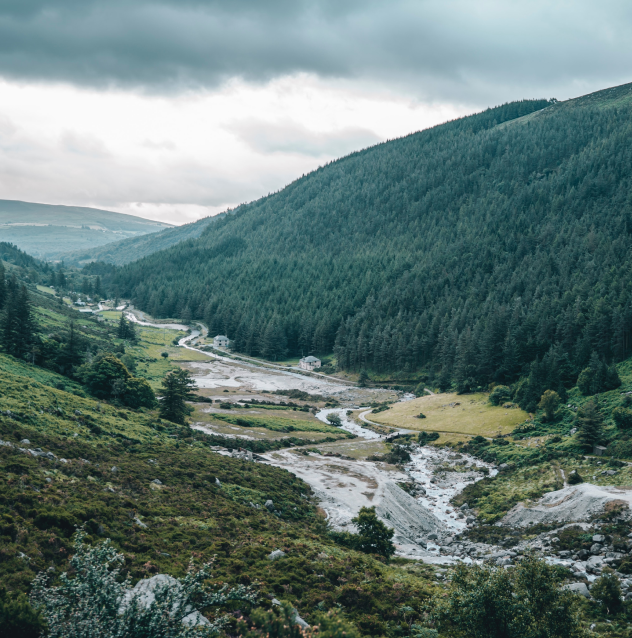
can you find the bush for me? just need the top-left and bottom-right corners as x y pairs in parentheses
(577, 353), (621, 396)
(418, 431), (439, 445)
(415, 413), (426, 419)
(431, 557), (584, 638)
(0, 587), (45, 638)
(567, 470), (583, 485)
(538, 390), (561, 421)
(613, 407), (632, 430)
(489, 385), (512, 406)
(591, 571), (623, 615)
(326, 413), (342, 427)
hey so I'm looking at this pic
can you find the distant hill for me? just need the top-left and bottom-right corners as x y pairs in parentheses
(0, 200), (172, 260)
(112, 82), (632, 399)
(58, 213), (224, 266)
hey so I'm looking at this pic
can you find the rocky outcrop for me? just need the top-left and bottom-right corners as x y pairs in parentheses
(500, 483), (632, 528)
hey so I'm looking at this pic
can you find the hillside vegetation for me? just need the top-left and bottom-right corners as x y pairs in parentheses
(112, 83), (632, 403)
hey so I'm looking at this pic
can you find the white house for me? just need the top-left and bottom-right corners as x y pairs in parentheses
(213, 335), (230, 348)
(299, 355), (321, 371)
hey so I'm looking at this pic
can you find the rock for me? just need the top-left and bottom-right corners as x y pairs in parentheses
(563, 582), (591, 599)
(75, 410), (82, 416)
(593, 534), (606, 543)
(569, 428), (578, 435)
(134, 517), (148, 529)
(558, 551), (571, 558)
(20, 439), (30, 445)
(160, 552), (171, 557)
(497, 557), (513, 566)
(499, 463), (509, 470)
(578, 549), (590, 559)
(466, 516), (476, 524)
(111, 466), (119, 473)
(152, 479), (163, 485)
(215, 478), (221, 486)
(120, 574), (209, 627)
(427, 533), (439, 541)
(268, 549), (286, 561)
(590, 543), (603, 554)
(626, 593), (632, 601)
(265, 500), (275, 511)
(45, 478), (52, 483)
(460, 503), (469, 511)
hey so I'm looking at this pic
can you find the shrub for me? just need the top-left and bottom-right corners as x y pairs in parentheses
(489, 386), (512, 406)
(613, 407), (632, 430)
(326, 413), (342, 427)
(415, 413), (426, 419)
(591, 571), (623, 615)
(418, 431), (439, 445)
(567, 470), (583, 485)
(538, 390), (561, 422)
(0, 587), (45, 638)
(431, 557), (584, 638)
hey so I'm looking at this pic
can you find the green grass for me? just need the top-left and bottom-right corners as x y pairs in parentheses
(208, 412), (349, 436)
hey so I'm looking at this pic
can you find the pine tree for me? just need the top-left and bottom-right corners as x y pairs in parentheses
(577, 400), (604, 451)
(0, 262), (6, 310)
(159, 369), (196, 424)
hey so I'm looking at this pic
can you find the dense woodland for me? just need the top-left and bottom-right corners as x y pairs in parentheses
(109, 84), (632, 400)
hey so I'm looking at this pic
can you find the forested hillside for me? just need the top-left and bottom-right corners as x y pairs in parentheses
(114, 82), (632, 396)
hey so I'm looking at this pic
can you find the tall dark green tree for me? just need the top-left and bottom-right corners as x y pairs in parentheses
(576, 400), (604, 451)
(158, 368), (196, 424)
(1, 282), (35, 359)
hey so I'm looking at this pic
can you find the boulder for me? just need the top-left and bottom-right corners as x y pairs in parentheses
(111, 466), (119, 473)
(120, 574), (209, 627)
(265, 500), (275, 511)
(563, 582), (591, 599)
(466, 516), (476, 524)
(215, 478), (221, 486)
(593, 534), (606, 543)
(268, 549), (286, 561)
(20, 439), (30, 445)
(427, 533), (439, 541)
(152, 479), (163, 485)
(590, 543), (603, 554)
(460, 503), (469, 511)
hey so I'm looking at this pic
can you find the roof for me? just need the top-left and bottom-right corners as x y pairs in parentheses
(214, 335), (228, 339)
(303, 356), (320, 362)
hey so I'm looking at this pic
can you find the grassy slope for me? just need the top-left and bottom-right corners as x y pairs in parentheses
(0, 354), (438, 633)
(370, 393), (529, 443)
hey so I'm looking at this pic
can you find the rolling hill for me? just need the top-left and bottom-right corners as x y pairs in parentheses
(57, 212), (224, 266)
(0, 200), (171, 260)
(111, 82), (632, 399)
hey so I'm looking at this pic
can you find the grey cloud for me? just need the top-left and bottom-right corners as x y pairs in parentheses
(1, 1), (632, 102)
(231, 120), (381, 156)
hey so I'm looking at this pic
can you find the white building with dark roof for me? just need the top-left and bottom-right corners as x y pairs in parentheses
(213, 335), (229, 348)
(299, 355), (321, 371)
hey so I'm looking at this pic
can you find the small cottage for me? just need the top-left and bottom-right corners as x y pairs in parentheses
(299, 356), (321, 371)
(213, 335), (229, 348)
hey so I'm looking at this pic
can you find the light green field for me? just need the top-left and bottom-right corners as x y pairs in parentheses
(370, 392), (529, 441)
(36, 284), (56, 296)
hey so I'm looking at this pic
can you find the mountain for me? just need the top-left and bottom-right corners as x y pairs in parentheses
(0, 200), (171, 260)
(113, 82), (632, 398)
(58, 212), (224, 266)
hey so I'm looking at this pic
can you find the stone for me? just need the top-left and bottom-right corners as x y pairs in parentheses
(563, 582), (591, 599)
(74, 410), (82, 416)
(427, 533), (438, 540)
(152, 479), (163, 485)
(558, 551), (571, 558)
(111, 466), (119, 473)
(499, 463), (509, 470)
(134, 517), (148, 529)
(593, 534), (606, 543)
(265, 500), (275, 511)
(268, 549), (286, 561)
(120, 574), (209, 627)
(466, 516), (476, 524)
(590, 543), (603, 554)
(20, 439), (30, 445)
(569, 428), (578, 435)
(578, 549), (590, 559)
(215, 478), (221, 486)
(460, 503), (469, 511)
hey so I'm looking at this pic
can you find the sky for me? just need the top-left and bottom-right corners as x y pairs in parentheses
(0, 1), (631, 225)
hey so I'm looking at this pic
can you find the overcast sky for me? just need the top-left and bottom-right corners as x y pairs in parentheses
(0, 1), (631, 225)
